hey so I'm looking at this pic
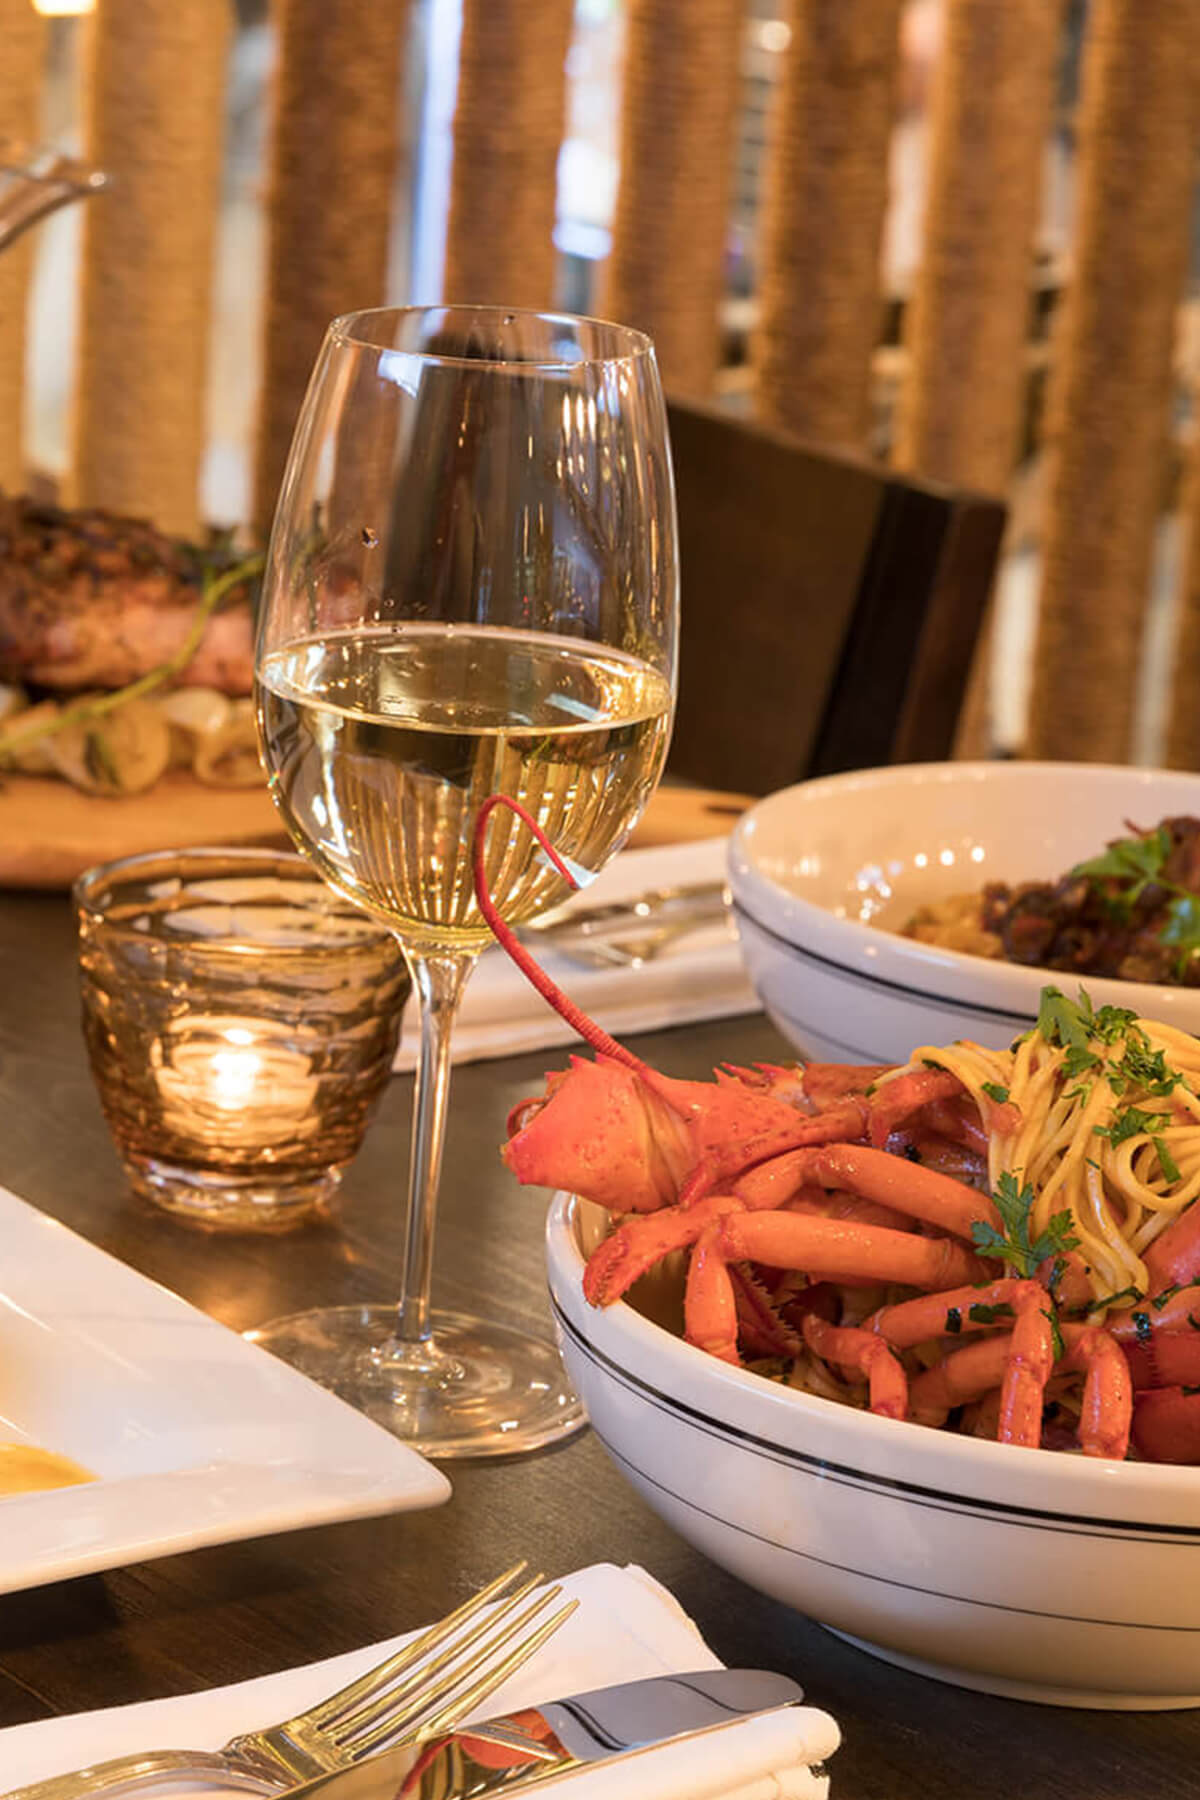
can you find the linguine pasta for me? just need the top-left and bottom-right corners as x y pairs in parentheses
(873, 993), (1200, 1308)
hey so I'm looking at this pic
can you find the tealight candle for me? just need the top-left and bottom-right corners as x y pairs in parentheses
(75, 848), (409, 1230)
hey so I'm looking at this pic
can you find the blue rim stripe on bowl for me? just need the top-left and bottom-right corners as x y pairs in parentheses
(731, 898), (1036, 1030)
(587, 1417), (1200, 1635)
(553, 1298), (1200, 1545)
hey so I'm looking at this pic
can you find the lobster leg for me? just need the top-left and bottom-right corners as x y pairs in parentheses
(908, 1297), (1056, 1451)
(865, 1068), (965, 1148)
(676, 1205), (984, 1364)
(582, 1192), (740, 1305)
(868, 1278), (1045, 1349)
(1060, 1325), (1133, 1460)
(735, 1142), (997, 1241)
(801, 1315), (908, 1420)
(712, 1209), (985, 1293)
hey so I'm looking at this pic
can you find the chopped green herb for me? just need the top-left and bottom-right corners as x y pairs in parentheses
(944, 1307), (963, 1335)
(1152, 1279), (1200, 1309)
(1161, 894), (1200, 974)
(1063, 1043), (1100, 1079)
(1037, 988), (1094, 1055)
(1094, 1284), (1145, 1310)
(971, 1172), (1081, 1278)
(1118, 1036), (1176, 1095)
(967, 1302), (1016, 1326)
(1093, 1003), (1141, 1042)
(1155, 1136), (1181, 1183)
(981, 1082), (1010, 1105)
(1071, 827), (1171, 895)
(1044, 1306), (1065, 1363)
(1097, 1107), (1172, 1148)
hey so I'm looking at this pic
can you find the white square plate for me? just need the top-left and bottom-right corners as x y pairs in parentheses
(0, 1185), (450, 1593)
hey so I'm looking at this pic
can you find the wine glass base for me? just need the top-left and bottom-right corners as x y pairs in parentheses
(244, 1305), (586, 1459)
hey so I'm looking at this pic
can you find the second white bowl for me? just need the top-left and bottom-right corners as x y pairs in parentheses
(726, 761), (1200, 1064)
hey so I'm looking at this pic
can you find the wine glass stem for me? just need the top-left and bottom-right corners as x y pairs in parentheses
(394, 947), (475, 1346)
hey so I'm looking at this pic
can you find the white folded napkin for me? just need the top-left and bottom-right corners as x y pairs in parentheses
(394, 838), (760, 1070)
(0, 1564), (839, 1798)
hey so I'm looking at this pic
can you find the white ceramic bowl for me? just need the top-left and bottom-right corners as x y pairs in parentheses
(547, 1192), (1200, 1707)
(726, 760), (1200, 1065)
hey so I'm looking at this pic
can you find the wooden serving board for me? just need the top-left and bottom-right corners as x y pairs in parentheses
(0, 774), (753, 889)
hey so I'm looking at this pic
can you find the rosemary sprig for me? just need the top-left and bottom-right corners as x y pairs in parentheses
(0, 552), (263, 767)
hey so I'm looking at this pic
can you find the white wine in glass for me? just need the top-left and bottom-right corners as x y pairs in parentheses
(252, 306), (679, 1457)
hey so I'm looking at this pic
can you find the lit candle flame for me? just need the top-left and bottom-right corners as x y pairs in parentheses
(206, 1046), (263, 1109)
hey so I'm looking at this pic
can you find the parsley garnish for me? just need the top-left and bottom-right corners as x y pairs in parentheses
(1044, 1306), (1065, 1362)
(1095, 1105), (1179, 1181)
(972, 1172), (1081, 1277)
(1098, 1107), (1171, 1148)
(1151, 1280), (1200, 1310)
(967, 1302), (1016, 1326)
(981, 1082), (1010, 1105)
(1117, 1036), (1177, 1095)
(1037, 988), (1095, 1057)
(1093, 1284), (1146, 1310)
(1071, 827), (1200, 975)
(1072, 826), (1172, 905)
(1156, 1137), (1182, 1182)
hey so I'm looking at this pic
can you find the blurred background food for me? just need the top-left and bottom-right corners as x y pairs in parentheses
(4, 0), (1200, 778)
(0, 492), (260, 795)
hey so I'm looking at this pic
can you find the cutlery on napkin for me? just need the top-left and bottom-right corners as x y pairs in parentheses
(394, 840), (759, 1070)
(0, 1565), (839, 1798)
(271, 1668), (816, 1800)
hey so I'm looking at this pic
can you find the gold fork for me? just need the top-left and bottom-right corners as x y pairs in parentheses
(6, 1563), (575, 1800)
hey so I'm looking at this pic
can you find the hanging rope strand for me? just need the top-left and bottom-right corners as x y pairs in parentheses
(602, 0), (744, 395)
(752, 0), (903, 450)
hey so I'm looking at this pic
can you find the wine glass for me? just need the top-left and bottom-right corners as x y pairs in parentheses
(252, 306), (679, 1457)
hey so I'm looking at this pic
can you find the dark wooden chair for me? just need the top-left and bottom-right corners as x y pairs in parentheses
(664, 398), (1007, 796)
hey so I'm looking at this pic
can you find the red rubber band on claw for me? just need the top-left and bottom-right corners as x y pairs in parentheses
(471, 794), (646, 1074)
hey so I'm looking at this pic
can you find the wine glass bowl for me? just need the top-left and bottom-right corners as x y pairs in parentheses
(252, 306), (679, 1457)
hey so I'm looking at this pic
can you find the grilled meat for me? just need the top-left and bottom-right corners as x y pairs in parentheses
(979, 815), (1200, 986)
(0, 494), (257, 695)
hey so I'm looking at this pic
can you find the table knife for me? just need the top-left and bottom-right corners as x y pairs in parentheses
(278, 1667), (804, 1800)
(521, 880), (730, 941)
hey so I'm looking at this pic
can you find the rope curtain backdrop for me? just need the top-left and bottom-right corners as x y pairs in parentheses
(893, 0), (1061, 494)
(752, 0), (902, 449)
(0, 1), (44, 494)
(71, 0), (230, 540)
(601, 0), (744, 395)
(893, 0), (1062, 760)
(252, 0), (410, 537)
(1025, 0), (1200, 765)
(9, 0), (1200, 773)
(441, 0), (575, 311)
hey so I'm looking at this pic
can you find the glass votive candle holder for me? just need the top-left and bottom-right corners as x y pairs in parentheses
(75, 847), (410, 1232)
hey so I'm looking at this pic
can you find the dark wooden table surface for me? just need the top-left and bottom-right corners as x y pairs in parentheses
(1, 887), (1198, 1799)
